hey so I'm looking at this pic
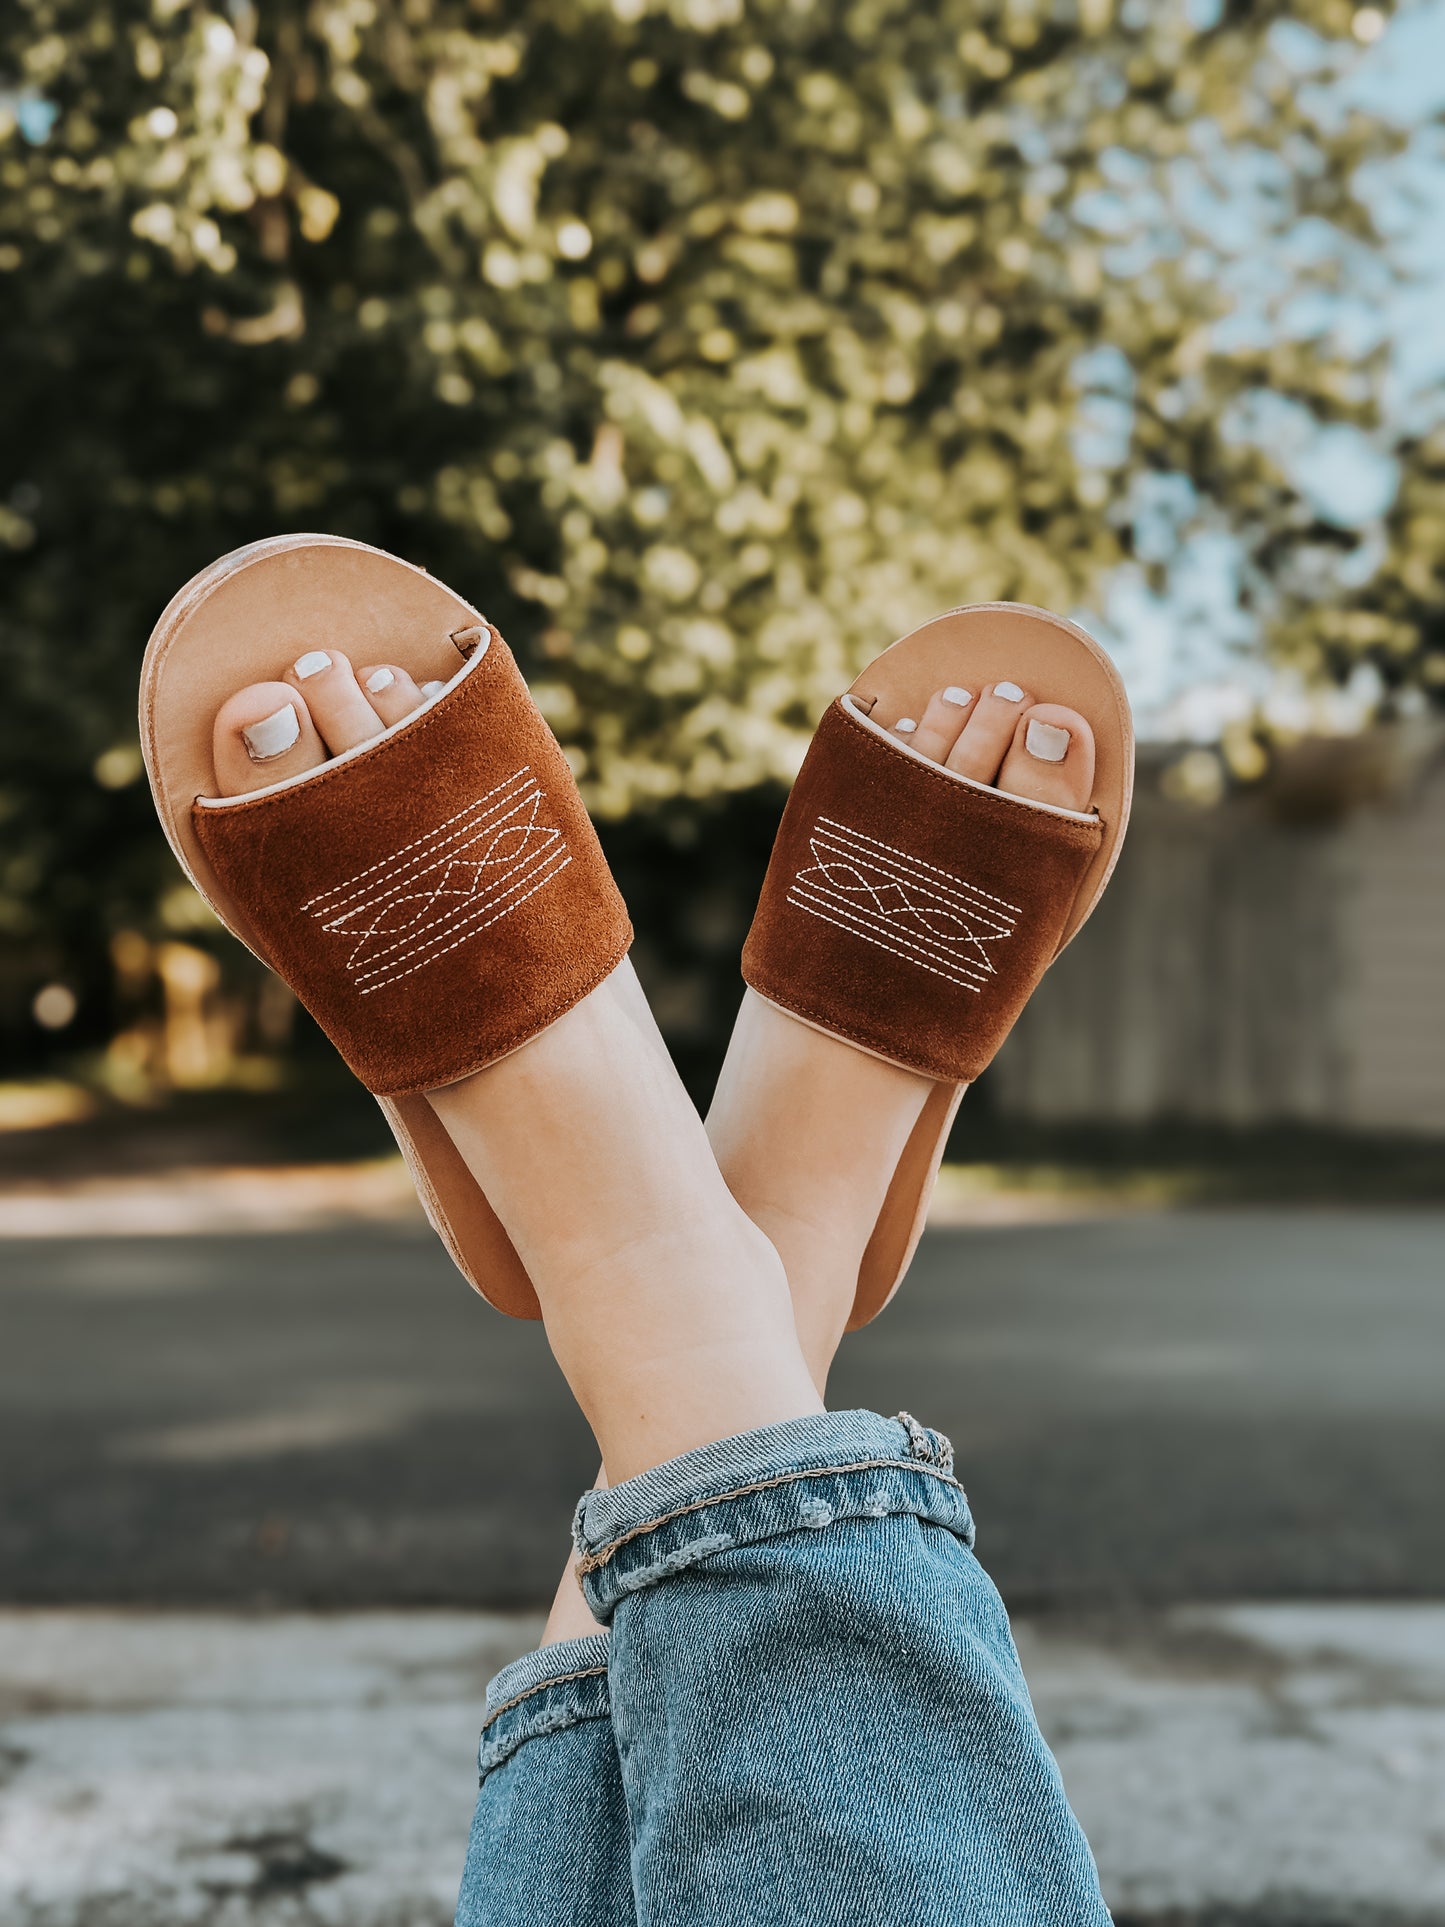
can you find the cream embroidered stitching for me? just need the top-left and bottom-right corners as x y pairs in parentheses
(302, 768), (536, 917)
(788, 816), (1019, 991)
(348, 817), (558, 976)
(302, 768), (570, 993)
(816, 816), (1023, 915)
(793, 882), (994, 986)
(349, 858), (574, 995)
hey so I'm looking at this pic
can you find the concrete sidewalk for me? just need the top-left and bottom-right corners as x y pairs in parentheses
(2, 1605), (1441, 1926)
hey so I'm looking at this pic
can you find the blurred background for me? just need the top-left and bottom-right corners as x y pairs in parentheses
(2, 2), (1444, 1923)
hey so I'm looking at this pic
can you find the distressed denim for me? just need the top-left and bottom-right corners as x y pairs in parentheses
(456, 1632), (633, 1927)
(458, 1410), (1109, 1927)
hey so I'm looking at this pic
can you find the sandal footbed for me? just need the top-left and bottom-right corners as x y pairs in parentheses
(140, 534), (552, 1318)
(838, 603), (1133, 1327)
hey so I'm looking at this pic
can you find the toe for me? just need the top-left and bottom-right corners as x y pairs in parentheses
(284, 648), (386, 754)
(897, 683), (976, 763)
(212, 682), (326, 797)
(996, 702), (1096, 812)
(357, 663), (426, 729)
(944, 679), (1031, 783)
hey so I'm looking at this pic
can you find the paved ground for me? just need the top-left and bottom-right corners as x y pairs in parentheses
(3, 1209), (1444, 1606)
(4, 1208), (1444, 1923)
(2, 1603), (1442, 1927)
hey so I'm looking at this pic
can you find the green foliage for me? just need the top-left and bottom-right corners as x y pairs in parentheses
(1272, 419), (1445, 705)
(0, 0), (1422, 1064)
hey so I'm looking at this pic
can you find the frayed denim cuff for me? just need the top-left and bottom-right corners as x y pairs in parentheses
(477, 1632), (611, 1782)
(572, 1409), (972, 1623)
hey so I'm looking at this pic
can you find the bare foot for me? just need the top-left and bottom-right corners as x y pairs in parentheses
(707, 676), (1095, 1383)
(211, 649), (1088, 1642)
(545, 673), (1096, 1643)
(210, 648), (823, 1494)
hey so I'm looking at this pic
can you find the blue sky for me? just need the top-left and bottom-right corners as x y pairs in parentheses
(1097, 0), (1445, 740)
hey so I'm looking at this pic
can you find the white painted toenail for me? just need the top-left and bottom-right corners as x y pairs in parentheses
(1025, 718), (1071, 763)
(242, 703), (300, 762)
(943, 686), (972, 707)
(293, 650), (331, 679)
(420, 680), (447, 698)
(365, 668), (396, 693)
(894, 717), (918, 734)
(994, 681), (1024, 702)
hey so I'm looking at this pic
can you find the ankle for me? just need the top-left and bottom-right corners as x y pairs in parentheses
(542, 1538), (606, 1646)
(708, 994), (932, 1361)
(431, 965), (822, 1484)
(546, 1221), (823, 1484)
(731, 1197), (857, 1386)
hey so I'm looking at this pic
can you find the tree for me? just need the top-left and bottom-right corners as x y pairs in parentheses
(1270, 418), (1445, 709)
(0, 0), (1420, 1071)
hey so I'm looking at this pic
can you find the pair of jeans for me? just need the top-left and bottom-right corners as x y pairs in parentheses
(456, 1410), (1109, 1925)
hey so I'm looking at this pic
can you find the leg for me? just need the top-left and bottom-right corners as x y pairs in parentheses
(211, 640), (823, 1482)
(456, 1634), (631, 1927)
(524, 665), (1106, 1916)
(553, 676), (1106, 1921)
(212, 643), (822, 1927)
(578, 1412), (1109, 1927)
(708, 676), (1096, 1381)
(428, 960), (822, 1483)
(211, 649), (1104, 1921)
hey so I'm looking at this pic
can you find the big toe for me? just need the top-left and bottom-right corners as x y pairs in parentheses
(995, 702), (1095, 812)
(213, 683), (327, 797)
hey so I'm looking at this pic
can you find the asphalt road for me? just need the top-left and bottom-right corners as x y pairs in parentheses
(3, 1208), (1443, 1608)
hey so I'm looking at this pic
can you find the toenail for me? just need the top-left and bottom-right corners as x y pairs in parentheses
(894, 717), (918, 734)
(420, 679), (447, 698)
(994, 681), (1024, 702)
(293, 650), (331, 679)
(943, 686), (972, 707)
(1025, 718), (1071, 763)
(242, 703), (300, 762)
(365, 668), (396, 694)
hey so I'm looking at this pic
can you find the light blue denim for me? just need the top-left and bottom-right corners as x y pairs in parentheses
(458, 1410), (1110, 1926)
(458, 1631), (632, 1927)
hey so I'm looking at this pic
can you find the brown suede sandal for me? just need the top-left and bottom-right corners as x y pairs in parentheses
(741, 602), (1133, 1331)
(140, 533), (632, 1317)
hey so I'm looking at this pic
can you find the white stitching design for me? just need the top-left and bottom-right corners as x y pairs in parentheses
(788, 816), (1019, 992)
(813, 816), (1022, 916)
(302, 767), (570, 994)
(303, 769), (536, 916)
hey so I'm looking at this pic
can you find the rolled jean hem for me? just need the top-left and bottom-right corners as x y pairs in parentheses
(572, 1409), (972, 1623)
(477, 1631), (611, 1782)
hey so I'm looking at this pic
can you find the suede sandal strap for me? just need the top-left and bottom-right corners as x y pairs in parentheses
(192, 626), (631, 1098)
(741, 696), (1103, 1084)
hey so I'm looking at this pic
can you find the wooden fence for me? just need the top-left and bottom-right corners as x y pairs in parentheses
(988, 727), (1445, 1134)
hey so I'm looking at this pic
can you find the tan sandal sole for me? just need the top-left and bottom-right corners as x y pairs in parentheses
(139, 533), (543, 1317)
(786, 601), (1133, 1330)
